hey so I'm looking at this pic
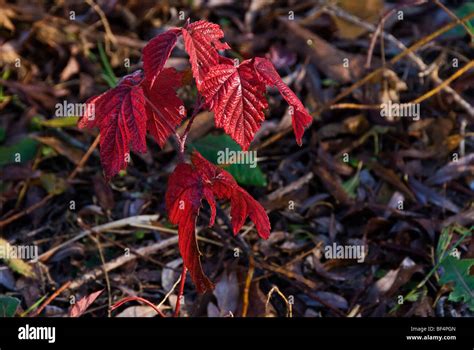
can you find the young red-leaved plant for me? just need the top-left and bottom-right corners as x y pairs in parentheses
(78, 19), (313, 292)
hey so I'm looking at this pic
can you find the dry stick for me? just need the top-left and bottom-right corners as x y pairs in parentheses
(330, 103), (380, 110)
(257, 260), (317, 290)
(322, 7), (474, 117)
(30, 281), (71, 317)
(256, 126), (292, 150)
(0, 134), (100, 229)
(433, 0), (474, 39)
(265, 286), (292, 317)
(68, 235), (178, 290)
(157, 273), (183, 310)
(259, 11), (474, 151)
(0, 193), (55, 228)
(241, 254), (255, 317)
(365, 0), (428, 68)
(84, 0), (117, 51)
(174, 266), (187, 317)
(253, 265), (347, 317)
(365, 17), (385, 70)
(96, 230), (169, 269)
(410, 60), (474, 104)
(331, 57), (474, 110)
(90, 233), (112, 317)
(38, 215), (160, 262)
(68, 134), (100, 180)
(15, 148), (42, 209)
(266, 172), (314, 202)
(380, 11), (389, 104)
(130, 222), (223, 247)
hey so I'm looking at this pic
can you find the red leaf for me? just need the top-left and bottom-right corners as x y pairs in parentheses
(69, 290), (103, 317)
(229, 188), (270, 239)
(143, 68), (186, 147)
(142, 29), (180, 88)
(192, 151), (270, 239)
(200, 57), (312, 150)
(182, 20), (230, 87)
(200, 60), (268, 150)
(166, 151), (270, 292)
(253, 57), (313, 146)
(78, 71), (147, 180)
(165, 163), (214, 293)
(190, 149), (236, 200)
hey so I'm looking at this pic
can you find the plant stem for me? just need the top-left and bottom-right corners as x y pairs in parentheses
(174, 266), (187, 317)
(389, 226), (471, 314)
(179, 97), (204, 155)
(143, 94), (204, 161)
(110, 296), (165, 317)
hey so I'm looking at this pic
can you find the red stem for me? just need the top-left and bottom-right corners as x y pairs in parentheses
(174, 266), (187, 317)
(179, 97), (204, 154)
(111, 296), (166, 317)
(144, 94), (203, 160)
(144, 84), (200, 317)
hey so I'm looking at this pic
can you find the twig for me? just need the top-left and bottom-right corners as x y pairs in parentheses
(90, 233), (112, 317)
(366, 16), (384, 69)
(365, 0), (428, 68)
(331, 58), (474, 112)
(257, 260), (317, 290)
(68, 134), (100, 180)
(157, 270), (183, 310)
(323, 7), (474, 117)
(330, 103), (380, 110)
(95, 231), (170, 269)
(433, 0), (474, 39)
(15, 148), (42, 209)
(410, 60), (474, 104)
(266, 172), (314, 202)
(0, 193), (54, 228)
(241, 255), (255, 317)
(68, 235), (178, 290)
(258, 11), (474, 151)
(38, 215), (160, 262)
(174, 266), (187, 317)
(265, 286), (292, 317)
(85, 0), (117, 52)
(30, 281), (71, 317)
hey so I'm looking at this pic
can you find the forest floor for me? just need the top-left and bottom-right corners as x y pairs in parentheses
(0, 0), (473, 317)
